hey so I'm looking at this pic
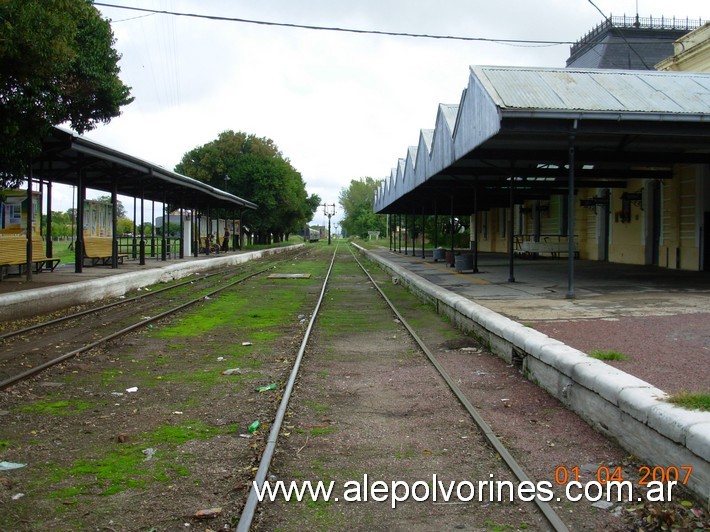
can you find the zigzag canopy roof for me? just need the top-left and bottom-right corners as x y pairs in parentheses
(374, 65), (710, 214)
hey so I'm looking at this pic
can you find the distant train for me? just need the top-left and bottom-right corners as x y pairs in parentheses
(303, 227), (320, 243)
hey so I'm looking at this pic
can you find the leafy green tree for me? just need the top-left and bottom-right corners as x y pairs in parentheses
(94, 195), (127, 218)
(175, 130), (319, 244)
(157, 222), (181, 237)
(42, 210), (72, 238)
(338, 177), (387, 239)
(116, 217), (133, 236)
(0, 0), (133, 187)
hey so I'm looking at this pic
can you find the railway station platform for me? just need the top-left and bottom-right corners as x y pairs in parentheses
(0, 242), (708, 497)
(368, 247), (710, 322)
(0, 246), (296, 322)
(365, 247), (710, 395)
(360, 245), (710, 500)
(2, 245), (709, 382)
(2, 245), (708, 390)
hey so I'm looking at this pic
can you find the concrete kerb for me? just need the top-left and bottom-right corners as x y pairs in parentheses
(0, 245), (302, 321)
(354, 244), (710, 502)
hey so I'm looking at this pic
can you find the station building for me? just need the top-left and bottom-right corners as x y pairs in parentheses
(374, 17), (710, 282)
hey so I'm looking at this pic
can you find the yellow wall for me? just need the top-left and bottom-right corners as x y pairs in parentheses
(656, 23), (710, 73)
(469, 165), (706, 271)
(659, 165), (701, 270)
(607, 180), (646, 265)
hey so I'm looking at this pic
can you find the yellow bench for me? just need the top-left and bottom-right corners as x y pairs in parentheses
(82, 237), (129, 266)
(0, 237), (28, 275)
(32, 235), (61, 272)
(0, 236), (60, 278)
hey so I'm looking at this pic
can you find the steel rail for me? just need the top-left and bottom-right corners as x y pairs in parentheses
(349, 245), (570, 532)
(0, 265), (263, 342)
(237, 244), (339, 532)
(0, 267), (273, 391)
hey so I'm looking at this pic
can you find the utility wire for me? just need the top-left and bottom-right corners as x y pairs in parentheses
(584, 0), (652, 68)
(95, 2), (577, 46)
(96, 2), (687, 50)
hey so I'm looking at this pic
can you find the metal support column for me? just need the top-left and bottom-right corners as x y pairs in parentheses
(46, 173), (53, 259)
(139, 191), (146, 266)
(132, 198), (137, 259)
(150, 200), (156, 258)
(473, 181), (479, 273)
(179, 208), (184, 259)
(508, 177), (515, 283)
(111, 181), (118, 269)
(421, 209), (425, 259)
(566, 120), (578, 299)
(161, 196), (167, 261)
(25, 165), (33, 281)
(404, 214), (408, 255)
(397, 214), (402, 252)
(75, 162), (85, 273)
(450, 194), (455, 256)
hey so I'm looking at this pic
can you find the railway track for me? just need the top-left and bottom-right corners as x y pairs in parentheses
(0, 251), (310, 390)
(239, 244), (569, 531)
(1, 244), (698, 530)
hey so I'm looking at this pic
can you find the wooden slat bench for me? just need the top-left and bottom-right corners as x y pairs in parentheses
(0, 236), (60, 278)
(83, 237), (129, 266)
(519, 239), (579, 259)
(32, 235), (61, 272)
(0, 237), (28, 279)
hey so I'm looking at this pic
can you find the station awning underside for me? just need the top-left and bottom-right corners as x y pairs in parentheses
(374, 66), (710, 215)
(31, 127), (257, 212)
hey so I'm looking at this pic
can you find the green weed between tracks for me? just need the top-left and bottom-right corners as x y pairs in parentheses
(44, 421), (236, 500)
(1, 252), (328, 527)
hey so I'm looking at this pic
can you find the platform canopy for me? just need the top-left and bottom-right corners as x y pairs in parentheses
(30, 126), (257, 212)
(374, 66), (710, 214)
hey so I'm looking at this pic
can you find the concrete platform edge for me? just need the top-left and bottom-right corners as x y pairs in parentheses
(356, 244), (710, 503)
(0, 245), (301, 321)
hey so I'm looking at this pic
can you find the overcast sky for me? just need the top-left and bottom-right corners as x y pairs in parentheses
(51, 0), (708, 227)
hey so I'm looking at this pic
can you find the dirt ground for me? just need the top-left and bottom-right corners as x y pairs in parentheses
(255, 253), (709, 531)
(0, 255), (322, 530)
(0, 247), (707, 531)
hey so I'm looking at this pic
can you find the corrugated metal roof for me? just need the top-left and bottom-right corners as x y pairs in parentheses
(375, 65), (710, 214)
(473, 66), (710, 115)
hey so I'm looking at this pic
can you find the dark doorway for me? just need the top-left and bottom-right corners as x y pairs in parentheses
(704, 212), (710, 272)
(650, 181), (662, 266)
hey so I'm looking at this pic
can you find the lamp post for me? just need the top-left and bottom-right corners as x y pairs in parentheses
(322, 203), (336, 245)
(223, 175), (230, 252)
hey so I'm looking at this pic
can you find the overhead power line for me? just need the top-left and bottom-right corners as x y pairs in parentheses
(584, 0), (651, 68)
(94, 2), (577, 46)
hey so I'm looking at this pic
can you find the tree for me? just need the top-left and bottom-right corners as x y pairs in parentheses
(338, 177), (387, 239)
(116, 217), (133, 236)
(175, 130), (320, 244)
(0, 0), (133, 187)
(94, 195), (127, 219)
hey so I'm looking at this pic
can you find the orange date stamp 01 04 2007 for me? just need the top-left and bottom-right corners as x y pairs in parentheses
(553, 465), (693, 487)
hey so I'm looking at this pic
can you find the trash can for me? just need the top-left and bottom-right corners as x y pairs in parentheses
(433, 247), (446, 262)
(455, 253), (474, 272)
(445, 250), (455, 267)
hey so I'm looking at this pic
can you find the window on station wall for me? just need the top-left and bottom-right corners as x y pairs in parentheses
(482, 212), (488, 240)
(500, 208), (506, 238)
